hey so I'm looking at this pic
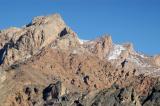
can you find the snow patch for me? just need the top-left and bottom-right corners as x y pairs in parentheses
(133, 51), (148, 58)
(108, 44), (126, 60)
(127, 55), (151, 67)
(78, 38), (89, 44)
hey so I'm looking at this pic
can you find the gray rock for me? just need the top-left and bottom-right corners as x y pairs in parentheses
(89, 85), (138, 106)
(43, 81), (62, 105)
(142, 82), (160, 106)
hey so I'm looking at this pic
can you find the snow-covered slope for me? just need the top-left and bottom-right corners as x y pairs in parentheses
(108, 44), (126, 60)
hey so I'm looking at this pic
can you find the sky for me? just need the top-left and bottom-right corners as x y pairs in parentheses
(0, 0), (160, 55)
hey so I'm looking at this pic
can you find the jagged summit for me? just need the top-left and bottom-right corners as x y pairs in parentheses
(0, 14), (76, 68)
(0, 14), (160, 106)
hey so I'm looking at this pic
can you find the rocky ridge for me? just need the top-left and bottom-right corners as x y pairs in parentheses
(0, 14), (160, 106)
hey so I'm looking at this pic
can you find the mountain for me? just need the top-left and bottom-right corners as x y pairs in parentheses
(0, 14), (160, 106)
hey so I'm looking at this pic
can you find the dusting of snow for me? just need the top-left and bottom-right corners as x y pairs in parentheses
(78, 38), (89, 44)
(132, 51), (148, 58)
(149, 68), (160, 77)
(139, 54), (146, 58)
(108, 44), (126, 60)
(126, 49), (151, 68)
(127, 55), (151, 68)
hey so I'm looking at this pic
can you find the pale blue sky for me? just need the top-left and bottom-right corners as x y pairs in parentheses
(0, 0), (160, 55)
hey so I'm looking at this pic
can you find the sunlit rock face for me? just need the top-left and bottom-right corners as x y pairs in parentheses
(154, 55), (160, 67)
(0, 14), (67, 67)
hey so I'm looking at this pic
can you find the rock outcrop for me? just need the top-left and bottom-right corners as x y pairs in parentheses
(83, 35), (113, 59)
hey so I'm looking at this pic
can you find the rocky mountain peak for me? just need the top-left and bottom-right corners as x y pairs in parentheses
(26, 14), (64, 27)
(0, 14), (73, 68)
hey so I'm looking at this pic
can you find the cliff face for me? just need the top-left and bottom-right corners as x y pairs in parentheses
(0, 14), (160, 106)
